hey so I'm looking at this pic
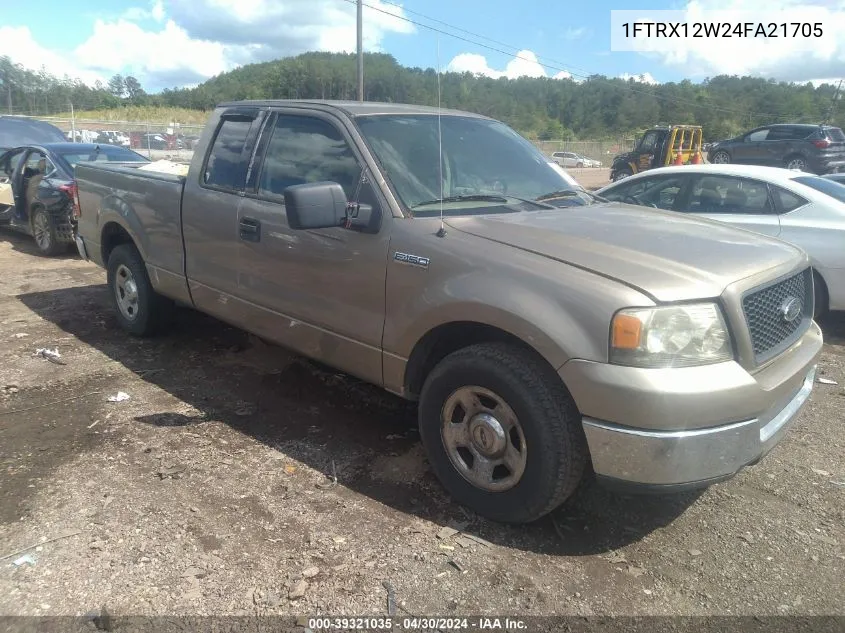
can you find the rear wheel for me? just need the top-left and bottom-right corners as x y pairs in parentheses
(418, 342), (588, 524)
(106, 243), (174, 336)
(785, 155), (808, 171)
(31, 206), (63, 256)
(711, 150), (731, 164)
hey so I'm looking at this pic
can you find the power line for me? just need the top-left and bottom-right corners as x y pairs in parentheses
(345, 0), (803, 121)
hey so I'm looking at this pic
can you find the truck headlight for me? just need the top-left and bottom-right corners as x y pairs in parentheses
(610, 303), (733, 368)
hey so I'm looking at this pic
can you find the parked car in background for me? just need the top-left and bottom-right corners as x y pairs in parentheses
(597, 164), (845, 316)
(0, 143), (148, 255)
(66, 129), (99, 143)
(551, 151), (601, 168)
(0, 116), (65, 152)
(73, 100), (821, 524)
(708, 124), (845, 174)
(96, 130), (130, 147)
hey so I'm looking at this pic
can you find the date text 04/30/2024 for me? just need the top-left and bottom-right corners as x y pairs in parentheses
(306, 617), (527, 630)
(621, 21), (822, 38)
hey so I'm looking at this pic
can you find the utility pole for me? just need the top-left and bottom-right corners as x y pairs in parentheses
(70, 102), (76, 143)
(357, 0), (364, 102)
(824, 79), (843, 124)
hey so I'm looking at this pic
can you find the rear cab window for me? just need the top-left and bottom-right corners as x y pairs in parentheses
(202, 114), (257, 192)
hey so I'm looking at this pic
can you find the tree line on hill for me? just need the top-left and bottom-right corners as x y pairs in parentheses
(2, 52), (842, 142)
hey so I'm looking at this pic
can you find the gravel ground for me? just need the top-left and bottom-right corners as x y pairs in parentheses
(0, 226), (843, 619)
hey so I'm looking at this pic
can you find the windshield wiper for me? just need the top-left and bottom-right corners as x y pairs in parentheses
(412, 194), (508, 208)
(536, 189), (607, 204)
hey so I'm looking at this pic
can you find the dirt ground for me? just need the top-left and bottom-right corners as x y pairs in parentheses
(0, 226), (843, 620)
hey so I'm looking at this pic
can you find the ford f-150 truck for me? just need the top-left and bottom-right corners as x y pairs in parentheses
(74, 100), (823, 524)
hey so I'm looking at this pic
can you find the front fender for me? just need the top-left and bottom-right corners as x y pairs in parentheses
(388, 270), (613, 372)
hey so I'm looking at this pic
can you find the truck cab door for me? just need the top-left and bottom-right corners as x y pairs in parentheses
(180, 106), (266, 312)
(233, 110), (392, 387)
(635, 131), (660, 172)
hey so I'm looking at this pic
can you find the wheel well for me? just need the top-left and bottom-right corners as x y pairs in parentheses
(101, 222), (135, 264)
(813, 269), (829, 313)
(404, 321), (555, 399)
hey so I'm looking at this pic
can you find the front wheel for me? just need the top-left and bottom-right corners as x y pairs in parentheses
(711, 150), (731, 164)
(106, 243), (174, 337)
(418, 342), (588, 524)
(612, 167), (633, 181)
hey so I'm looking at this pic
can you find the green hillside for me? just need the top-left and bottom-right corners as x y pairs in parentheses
(2, 52), (842, 141)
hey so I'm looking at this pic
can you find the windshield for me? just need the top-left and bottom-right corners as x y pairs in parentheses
(54, 145), (149, 169)
(355, 114), (592, 216)
(792, 175), (845, 204)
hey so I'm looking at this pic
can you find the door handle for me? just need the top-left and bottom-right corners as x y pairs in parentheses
(239, 217), (261, 242)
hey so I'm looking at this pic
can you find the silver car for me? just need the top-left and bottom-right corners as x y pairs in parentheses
(598, 164), (845, 316)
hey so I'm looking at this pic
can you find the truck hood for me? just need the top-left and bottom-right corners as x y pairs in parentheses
(444, 204), (803, 302)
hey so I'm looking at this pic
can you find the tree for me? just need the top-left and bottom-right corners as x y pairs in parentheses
(107, 74), (125, 98)
(124, 76), (145, 102)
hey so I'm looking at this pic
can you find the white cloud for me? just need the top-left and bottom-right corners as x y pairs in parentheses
(619, 72), (659, 85)
(447, 50), (574, 80)
(0, 26), (103, 85)
(630, 0), (845, 82)
(0, 0), (415, 91)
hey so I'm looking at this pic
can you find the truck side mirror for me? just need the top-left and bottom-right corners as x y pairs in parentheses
(283, 181), (348, 230)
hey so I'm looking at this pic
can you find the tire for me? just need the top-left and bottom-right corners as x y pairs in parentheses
(106, 243), (174, 337)
(785, 155), (807, 171)
(711, 150), (731, 164)
(813, 271), (828, 320)
(612, 167), (633, 182)
(30, 206), (64, 256)
(418, 342), (588, 524)
(576, 162), (584, 168)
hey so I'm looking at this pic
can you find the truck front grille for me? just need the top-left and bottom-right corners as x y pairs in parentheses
(742, 268), (813, 365)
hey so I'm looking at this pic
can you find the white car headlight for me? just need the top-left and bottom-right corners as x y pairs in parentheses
(610, 303), (733, 368)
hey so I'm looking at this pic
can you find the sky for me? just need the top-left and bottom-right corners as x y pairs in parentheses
(0, 0), (843, 93)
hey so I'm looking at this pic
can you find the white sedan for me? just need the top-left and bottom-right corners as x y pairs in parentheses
(597, 164), (845, 316)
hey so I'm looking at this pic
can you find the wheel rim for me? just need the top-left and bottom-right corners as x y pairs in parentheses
(787, 158), (806, 170)
(713, 152), (729, 164)
(114, 264), (140, 321)
(614, 172), (630, 181)
(441, 386), (527, 492)
(32, 212), (51, 250)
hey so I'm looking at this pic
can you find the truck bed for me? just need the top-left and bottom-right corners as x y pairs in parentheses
(74, 161), (190, 303)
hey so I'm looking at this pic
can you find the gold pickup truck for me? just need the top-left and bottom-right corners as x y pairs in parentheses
(74, 100), (822, 524)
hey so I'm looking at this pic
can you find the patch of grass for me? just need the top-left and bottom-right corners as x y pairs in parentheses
(52, 106), (209, 126)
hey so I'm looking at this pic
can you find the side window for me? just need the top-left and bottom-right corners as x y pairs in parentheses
(746, 128), (770, 142)
(203, 117), (254, 191)
(604, 176), (677, 205)
(771, 185), (807, 213)
(689, 176), (773, 214)
(639, 132), (658, 152)
(257, 115), (361, 199)
(639, 176), (685, 209)
(0, 150), (25, 179)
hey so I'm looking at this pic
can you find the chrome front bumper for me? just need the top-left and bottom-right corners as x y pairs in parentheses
(582, 365), (817, 491)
